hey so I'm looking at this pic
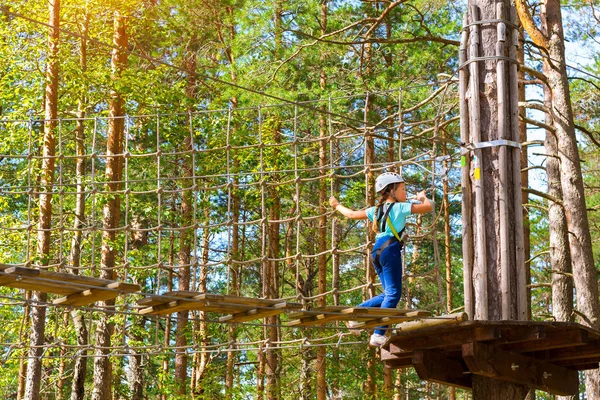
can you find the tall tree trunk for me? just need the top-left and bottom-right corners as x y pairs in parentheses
(69, 12), (89, 400)
(544, 86), (573, 324)
(516, 0), (600, 395)
(316, 2), (328, 400)
(18, 292), (31, 400)
(174, 40), (196, 398)
(193, 207), (211, 393)
(223, 5), (240, 397)
(25, 1), (59, 397)
(92, 12), (127, 400)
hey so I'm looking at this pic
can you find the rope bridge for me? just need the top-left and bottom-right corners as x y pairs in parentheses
(0, 83), (459, 360)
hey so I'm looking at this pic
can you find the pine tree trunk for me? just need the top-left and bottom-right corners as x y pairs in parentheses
(92, 12), (127, 400)
(70, 309), (88, 400)
(224, 6), (240, 397)
(173, 46), (196, 397)
(18, 292), (31, 400)
(541, 1), (600, 395)
(316, 2), (328, 397)
(543, 86), (573, 324)
(25, 1), (60, 397)
(194, 207), (211, 393)
(69, 13), (89, 400)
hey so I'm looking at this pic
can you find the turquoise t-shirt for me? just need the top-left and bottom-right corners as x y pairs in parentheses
(365, 202), (413, 240)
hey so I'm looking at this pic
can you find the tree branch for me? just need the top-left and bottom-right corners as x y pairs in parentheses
(575, 124), (600, 149)
(514, 0), (549, 49)
(523, 187), (563, 206)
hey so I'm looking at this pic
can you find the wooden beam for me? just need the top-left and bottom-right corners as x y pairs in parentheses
(395, 312), (468, 333)
(219, 302), (288, 323)
(533, 340), (600, 362)
(385, 357), (414, 369)
(462, 341), (579, 396)
(412, 350), (472, 390)
(389, 326), (500, 354)
(504, 328), (588, 353)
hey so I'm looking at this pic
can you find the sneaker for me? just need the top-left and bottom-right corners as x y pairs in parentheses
(369, 333), (387, 347)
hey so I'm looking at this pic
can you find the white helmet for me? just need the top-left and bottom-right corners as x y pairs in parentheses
(375, 172), (404, 193)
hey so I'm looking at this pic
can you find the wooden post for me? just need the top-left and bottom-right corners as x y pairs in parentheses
(460, 15), (474, 320)
(509, 6), (527, 321)
(496, 2), (511, 320)
(468, 5), (488, 320)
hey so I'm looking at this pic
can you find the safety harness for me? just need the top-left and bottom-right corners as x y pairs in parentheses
(372, 203), (405, 269)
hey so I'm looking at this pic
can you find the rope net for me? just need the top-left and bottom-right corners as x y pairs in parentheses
(0, 84), (460, 361)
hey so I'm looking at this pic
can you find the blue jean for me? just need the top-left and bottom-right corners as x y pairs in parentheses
(358, 237), (403, 335)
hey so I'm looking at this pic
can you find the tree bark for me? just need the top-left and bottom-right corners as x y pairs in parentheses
(69, 12), (89, 400)
(92, 12), (127, 400)
(544, 85), (573, 324)
(25, 0), (59, 398)
(465, 0), (529, 396)
(316, 2), (328, 400)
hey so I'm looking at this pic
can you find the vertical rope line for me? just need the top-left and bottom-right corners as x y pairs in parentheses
(91, 117), (98, 276)
(258, 106), (267, 299)
(189, 111), (198, 292)
(328, 97), (339, 306)
(123, 115), (130, 282)
(226, 108), (232, 294)
(363, 93), (374, 299)
(397, 90), (403, 172)
(156, 114), (162, 295)
(89, 117), (98, 348)
(26, 118), (34, 264)
(293, 105), (300, 298)
(122, 115), (130, 349)
(154, 114), (162, 349)
(58, 118), (64, 270)
(431, 99), (444, 309)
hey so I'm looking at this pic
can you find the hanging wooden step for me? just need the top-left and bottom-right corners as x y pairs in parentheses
(380, 320), (600, 396)
(285, 306), (431, 327)
(137, 291), (302, 321)
(0, 264), (140, 306)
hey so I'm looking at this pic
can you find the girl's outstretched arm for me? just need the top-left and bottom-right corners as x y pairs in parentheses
(329, 196), (368, 220)
(411, 190), (433, 214)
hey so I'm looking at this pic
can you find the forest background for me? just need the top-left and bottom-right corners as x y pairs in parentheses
(0, 0), (599, 399)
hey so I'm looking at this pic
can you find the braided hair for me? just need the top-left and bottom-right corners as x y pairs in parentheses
(371, 183), (398, 233)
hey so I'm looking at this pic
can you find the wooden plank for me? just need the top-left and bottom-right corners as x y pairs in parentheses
(2, 278), (76, 295)
(462, 341), (579, 396)
(358, 316), (422, 329)
(554, 357), (600, 368)
(381, 348), (407, 362)
(395, 312), (468, 333)
(52, 282), (141, 306)
(536, 341), (600, 362)
(219, 302), (289, 323)
(0, 273), (17, 286)
(385, 358), (414, 369)
(486, 325), (546, 346)
(388, 326), (500, 354)
(288, 306), (428, 320)
(4, 266), (41, 277)
(412, 351), (472, 390)
(503, 328), (588, 353)
(341, 307), (430, 317)
(286, 313), (346, 327)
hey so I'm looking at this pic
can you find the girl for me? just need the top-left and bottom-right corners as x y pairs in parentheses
(329, 172), (432, 346)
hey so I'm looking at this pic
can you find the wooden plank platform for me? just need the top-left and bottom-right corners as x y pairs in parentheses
(0, 264), (140, 306)
(285, 306), (431, 327)
(137, 291), (302, 321)
(381, 320), (600, 396)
